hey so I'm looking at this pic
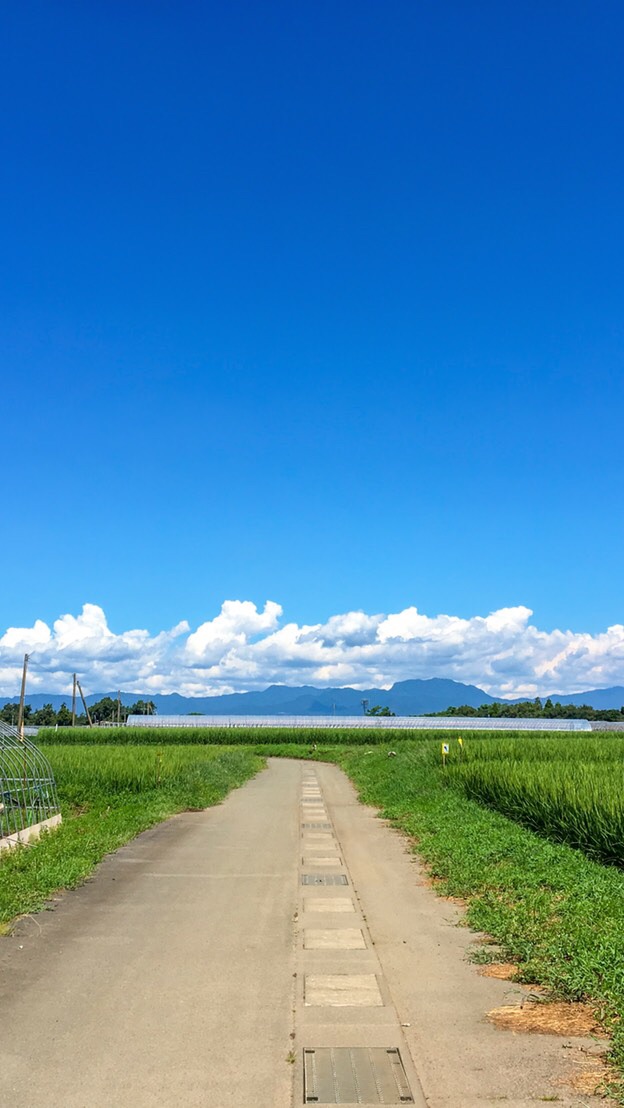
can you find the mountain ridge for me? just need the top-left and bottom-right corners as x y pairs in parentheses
(2, 678), (623, 716)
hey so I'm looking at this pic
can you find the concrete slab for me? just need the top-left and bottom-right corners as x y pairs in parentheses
(0, 812), (62, 853)
(299, 1006), (400, 1027)
(305, 974), (383, 1007)
(303, 897), (356, 913)
(304, 929), (366, 950)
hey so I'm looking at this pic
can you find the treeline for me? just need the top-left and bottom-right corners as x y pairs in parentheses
(0, 697), (156, 727)
(430, 698), (624, 722)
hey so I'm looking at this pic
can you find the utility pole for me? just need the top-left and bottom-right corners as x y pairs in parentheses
(76, 680), (93, 727)
(17, 653), (29, 741)
(361, 698), (369, 716)
(117, 690), (121, 725)
(72, 673), (77, 727)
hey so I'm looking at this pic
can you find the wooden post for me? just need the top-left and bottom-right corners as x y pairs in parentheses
(17, 653), (29, 741)
(76, 680), (93, 727)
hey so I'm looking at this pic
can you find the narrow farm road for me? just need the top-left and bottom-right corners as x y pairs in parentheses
(0, 758), (611, 1107)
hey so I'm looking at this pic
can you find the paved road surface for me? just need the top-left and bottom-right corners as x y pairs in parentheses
(0, 759), (609, 1106)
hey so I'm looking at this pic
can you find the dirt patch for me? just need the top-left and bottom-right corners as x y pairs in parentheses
(487, 1000), (604, 1037)
(567, 1066), (610, 1095)
(556, 1048), (616, 1098)
(416, 874), (466, 905)
(479, 962), (517, 980)
(417, 873), (443, 890)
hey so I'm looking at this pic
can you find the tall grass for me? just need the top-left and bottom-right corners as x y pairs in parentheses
(446, 735), (624, 866)
(36, 725), (586, 746)
(47, 743), (256, 807)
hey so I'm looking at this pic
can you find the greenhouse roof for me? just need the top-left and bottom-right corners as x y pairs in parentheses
(125, 714), (593, 731)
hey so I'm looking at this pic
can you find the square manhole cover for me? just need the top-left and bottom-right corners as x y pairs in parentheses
(303, 1047), (414, 1103)
(302, 823), (332, 830)
(301, 874), (348, 886)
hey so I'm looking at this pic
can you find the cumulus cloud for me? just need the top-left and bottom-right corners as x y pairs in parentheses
(0, 600), (623, 699)
(186, 600), (282, 661)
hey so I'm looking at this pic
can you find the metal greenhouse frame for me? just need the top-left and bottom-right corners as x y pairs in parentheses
(0, 722), (61, 853)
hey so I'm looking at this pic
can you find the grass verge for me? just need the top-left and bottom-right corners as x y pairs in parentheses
(0, 745), (263, 926)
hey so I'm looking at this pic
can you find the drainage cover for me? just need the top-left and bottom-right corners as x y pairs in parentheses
(302, 823), (333, 829)
(301, 874), (348, 885)
(303, 1047), (414, 1104)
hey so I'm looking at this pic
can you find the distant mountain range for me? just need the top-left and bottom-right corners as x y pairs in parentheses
(2, 678), (624, 716)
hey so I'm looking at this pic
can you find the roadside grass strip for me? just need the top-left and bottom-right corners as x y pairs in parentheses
(0, 745), (263, 926)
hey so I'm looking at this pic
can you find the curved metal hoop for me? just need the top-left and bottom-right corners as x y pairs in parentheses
(0, 722), (61, 846)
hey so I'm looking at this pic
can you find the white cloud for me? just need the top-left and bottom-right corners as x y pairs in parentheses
(0, 619), (51, 651)
(0, 600), (623, 699)
(186, 600), (282, 661)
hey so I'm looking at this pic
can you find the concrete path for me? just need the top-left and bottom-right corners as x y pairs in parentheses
(0, 758), (611, 1107)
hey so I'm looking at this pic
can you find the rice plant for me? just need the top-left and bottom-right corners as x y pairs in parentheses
(447, 737), (624, 866)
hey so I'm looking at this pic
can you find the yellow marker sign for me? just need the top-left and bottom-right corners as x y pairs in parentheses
(458, 737), (463, 748)
(442, 742), (450, 755)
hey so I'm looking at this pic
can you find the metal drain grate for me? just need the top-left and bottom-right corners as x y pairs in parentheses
(302, 822), (333, 829)
(303, 1047), (414, 1103)
(301, 873), (348, 886)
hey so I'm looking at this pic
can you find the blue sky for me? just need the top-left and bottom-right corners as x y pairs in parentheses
(1, 2), (623, 695)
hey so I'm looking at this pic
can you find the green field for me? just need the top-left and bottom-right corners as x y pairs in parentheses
(444, 735), (624, 866)
(37, 724), (396, 745)
(36, 724), (595, 745)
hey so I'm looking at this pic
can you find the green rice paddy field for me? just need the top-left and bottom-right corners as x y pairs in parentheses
(5, 729), (624, 1096)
